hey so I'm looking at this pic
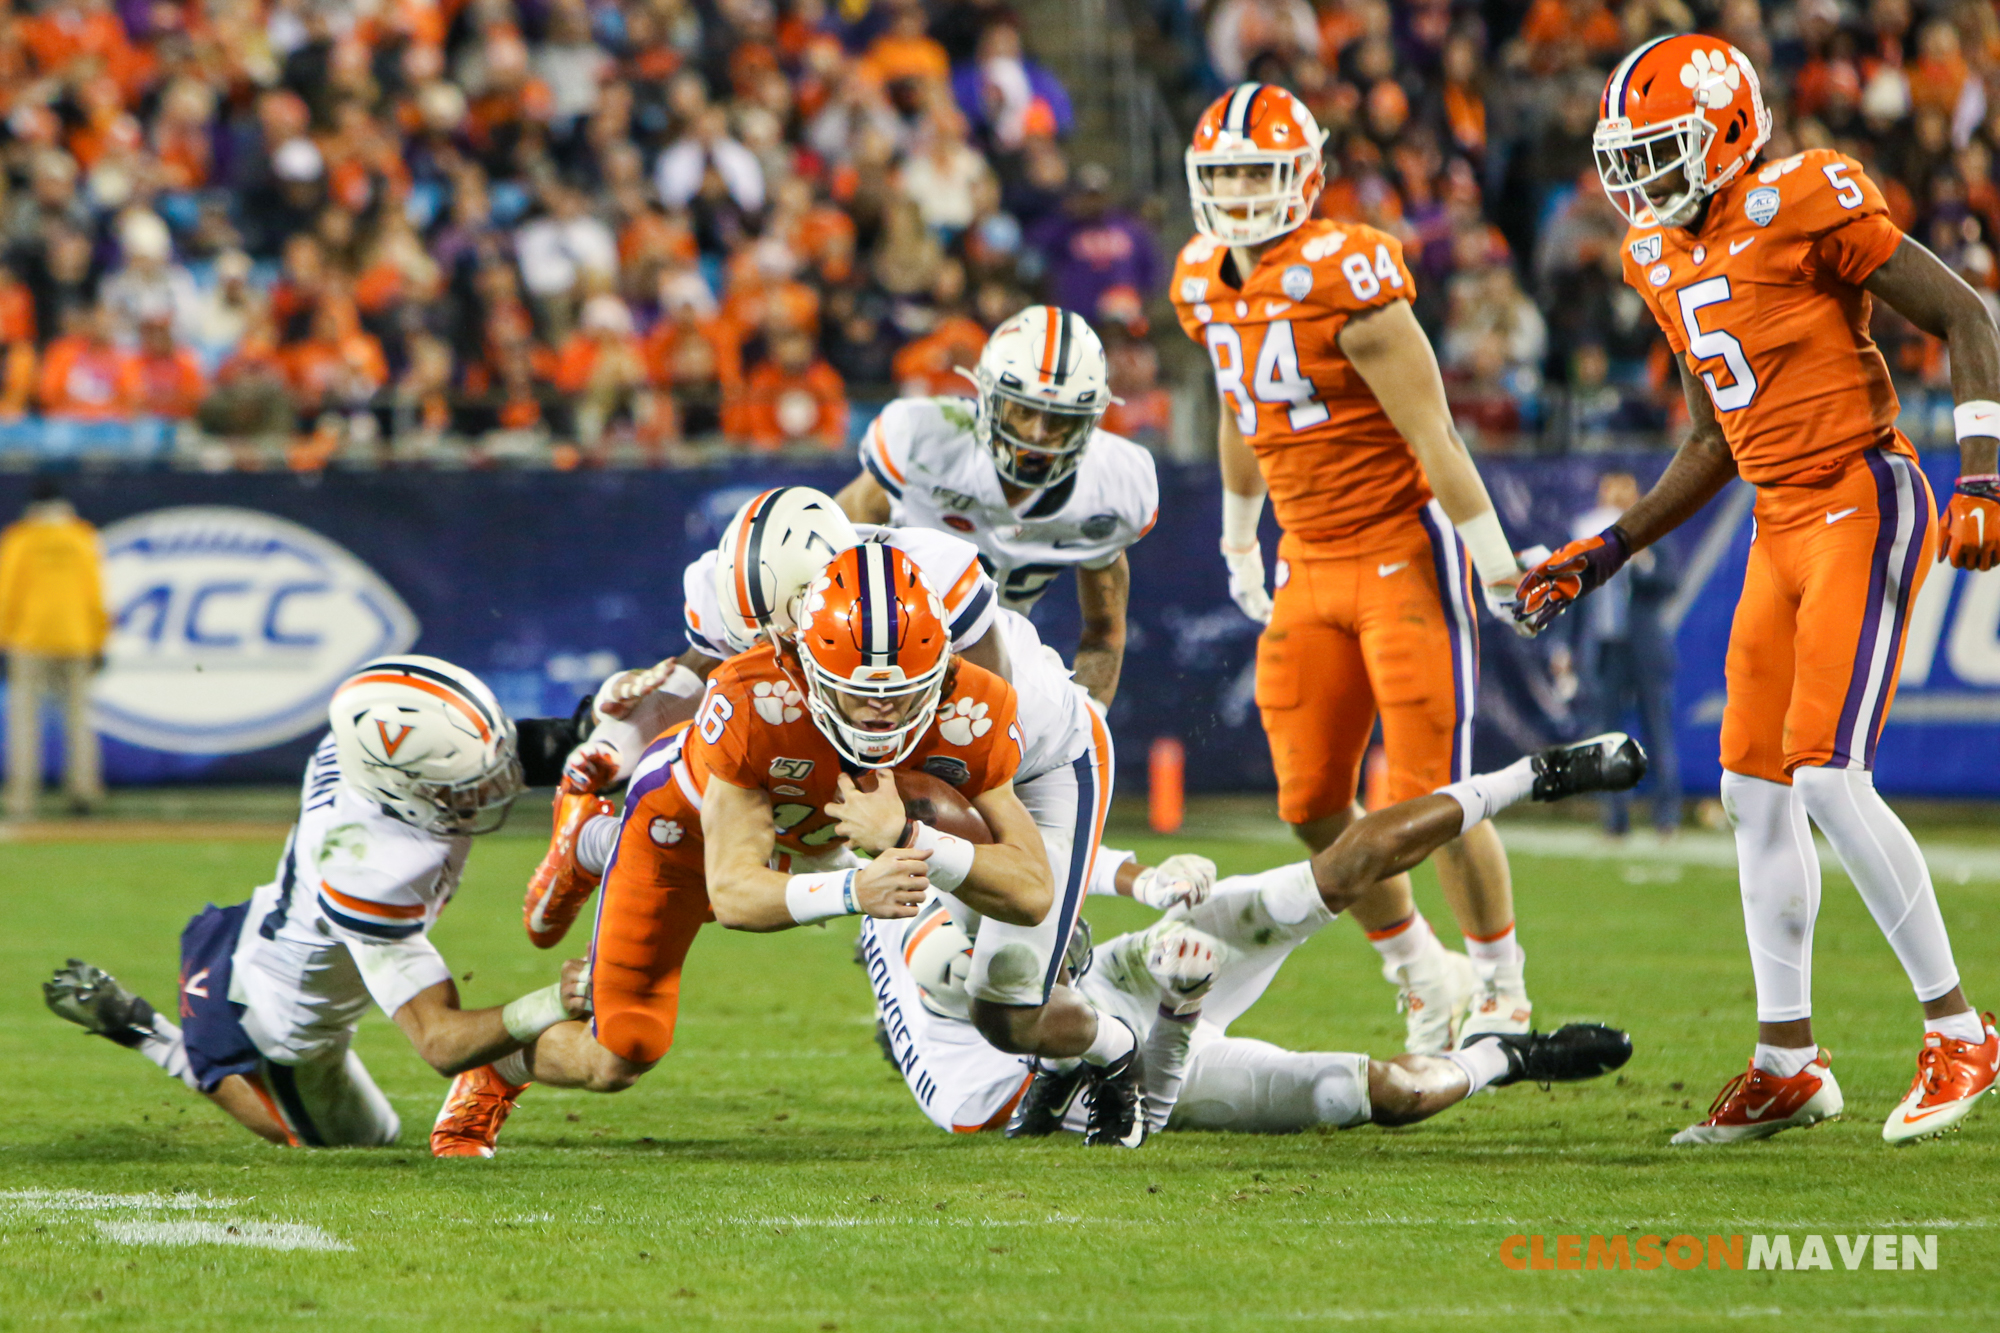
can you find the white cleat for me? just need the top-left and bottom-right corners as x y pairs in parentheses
(1391, 948), (1477, 1055)
(1459, 960), (1534, 1046)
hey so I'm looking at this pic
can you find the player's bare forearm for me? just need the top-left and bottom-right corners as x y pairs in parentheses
(1072, 557), (1129, 706)
(1217, 411), (1265, 500)
(1863, 237), (2000, 474)
(701, 780), (795, 931)
(1338, 300), (1497, 525)
(964, 785), (1054, 925)
(958, 627), (1011, 681)
(1611, 367), (1738, 551)
(1309, 794), (1468, 915)
(833, 471), (893, 523)
(392, 981), (524, 1077)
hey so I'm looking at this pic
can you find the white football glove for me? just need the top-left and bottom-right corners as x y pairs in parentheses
(1145, 925), (1219, 1016)
(1131, 854), (1217, 912)
(593, 661), (676, 720)
(1482, 545), (1551, 639)
(561, 739), (624, 794)
(1221, 542), (1272, 624)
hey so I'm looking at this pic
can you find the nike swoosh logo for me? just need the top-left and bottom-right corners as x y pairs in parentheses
(1729, 238), (1755, 255)
(1264, 301), (1293, 317)
(1377, 561), (1409, 577)
(1900, 1102), (1961, 1124)
(1742, 1097), (1779, 1120)
(1826, 507), (1859, 524)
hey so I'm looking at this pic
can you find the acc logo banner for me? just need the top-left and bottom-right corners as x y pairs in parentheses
(95, 507), (419, 753)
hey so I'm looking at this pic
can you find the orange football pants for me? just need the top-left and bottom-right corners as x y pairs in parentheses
(586, 768), (714, 1066)
(1721, 445), (1936, 783)
(1257, 503), (1479, 825)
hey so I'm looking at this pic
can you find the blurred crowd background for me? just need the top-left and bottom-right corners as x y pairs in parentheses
(0, 0), (1989, 469)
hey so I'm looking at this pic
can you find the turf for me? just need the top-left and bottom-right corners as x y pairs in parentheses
(4, 811), (1998, 1331)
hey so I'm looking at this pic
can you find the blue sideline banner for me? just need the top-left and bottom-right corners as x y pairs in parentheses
(0, 451), (1993, 798)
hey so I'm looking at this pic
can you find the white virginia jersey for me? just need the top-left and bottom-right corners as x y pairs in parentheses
(860, 397), (1159, 610)
(681, 524), (999, 660)
(228, 734), (466, 1063)
(996, 607), (1093, 783)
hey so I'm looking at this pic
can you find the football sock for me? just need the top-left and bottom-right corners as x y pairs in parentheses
(1367, 912), (1434, 973)
(1791, 765), (1963, 1005)
(575, 815), (620, 878)
(136, 1017), (201, 1092)
(1079, 1012), (1136, 1068)
(1435, 757), (1536, 834)
(492, 1051), (533, 1087)
(1088, 847), (1136, 897)
(1752, 1043), (1819, 1078)
(1928, 1010), (1986, 1044)
(1720, 771), (1820, 1022)
(1445, 1037), (1512, 1094)
(1463, 923), (1522, 982)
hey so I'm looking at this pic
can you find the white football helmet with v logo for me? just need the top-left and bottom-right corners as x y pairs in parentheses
(329, 655), (524, 835)
(713, 485), (859, 653)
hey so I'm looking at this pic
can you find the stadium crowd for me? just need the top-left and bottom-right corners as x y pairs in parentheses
(0, 0), (1991, 465)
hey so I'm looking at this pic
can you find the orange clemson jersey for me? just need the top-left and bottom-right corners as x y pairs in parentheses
(663, 643), (1022, 856)
(1171, 217), (1431, 543)
(1621, 147), (1909, 487)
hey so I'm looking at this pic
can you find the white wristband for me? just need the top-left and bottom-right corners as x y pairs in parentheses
(1954, 400), (2000, 442)
(1455, 509), (1519, 587)
(661, 663), (703, 697)
(501, 983), (569, 1043)
(1221, 489), (1265, 551)
(906, 820), (976, 892)
(785, 870), (859, 924)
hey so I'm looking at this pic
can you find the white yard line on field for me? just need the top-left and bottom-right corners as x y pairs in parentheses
(94, 1220), (353, 1252)
(0, 1190), (239, 1214)
(1497, 825), (2000, 884)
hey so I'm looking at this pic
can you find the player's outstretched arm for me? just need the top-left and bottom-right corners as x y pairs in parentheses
(705, 775), (930, 931)
(391, 961), (592, 1077)
(828, 773), (1051, 926)
(564, 649), (719, 791)
(833, 470), (894, 523)
(1071, 553), (1129, 706)
(1862, 237), (2000, 569)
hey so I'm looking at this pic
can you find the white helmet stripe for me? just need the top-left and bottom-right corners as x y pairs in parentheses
(1224, 82), (1260, 134)
(861, 542), (893, 665)
(1605, 36), (1671, 118)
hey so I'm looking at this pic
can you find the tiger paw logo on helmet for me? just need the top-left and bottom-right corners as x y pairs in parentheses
(936, 697), (993, 747)
(752, 680), (804, 725)
(1679, 47), (1742, 109)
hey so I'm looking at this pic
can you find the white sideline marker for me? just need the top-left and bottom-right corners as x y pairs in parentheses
(95, 1220), (353, 1252)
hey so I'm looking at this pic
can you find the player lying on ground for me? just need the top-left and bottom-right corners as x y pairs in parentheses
(514, 488), (1150, 1132)
(1515, 33), (2000, 1145)
(434, 545), (1157, 1153)
(864, 734), (1645, 1139)
(42, 658), (587, 1149)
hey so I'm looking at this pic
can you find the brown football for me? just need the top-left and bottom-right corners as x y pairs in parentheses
(855, 769), (994, 844)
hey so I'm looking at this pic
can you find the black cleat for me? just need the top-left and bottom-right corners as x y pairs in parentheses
(1005, 1060), (1090, 1138)
(1531, 733), (1647, 802)
(44, 960), (161, 1048)
(1475, 1022), (1633, 1087)
(1083, 1048), (1148, 1148)
(872, 1018), (899, 1071)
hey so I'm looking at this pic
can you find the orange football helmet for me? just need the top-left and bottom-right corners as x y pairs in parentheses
(795, 543), (951, 767)
(1595, 34), (1771, 228)
(1186, 82), (1329, 246)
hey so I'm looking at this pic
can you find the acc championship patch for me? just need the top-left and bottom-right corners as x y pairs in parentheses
(1280, 264), (1314, 301)
(1745, 187), (1780, 227)
(922, 756), (971, 787)
(1629, 234), (1662, 265)
(1649, 264), (1671, 287)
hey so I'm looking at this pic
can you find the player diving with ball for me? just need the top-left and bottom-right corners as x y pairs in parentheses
(866, 734), (1646, 1139)
(42, 658), (588, 1149)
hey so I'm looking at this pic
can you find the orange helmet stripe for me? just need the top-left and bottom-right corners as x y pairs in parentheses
(335, 672), (491, 742)
(1038, 306), (1060, 382)
(732, 488), (783, 623)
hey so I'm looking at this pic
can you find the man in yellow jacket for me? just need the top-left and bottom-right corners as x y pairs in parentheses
(0, 477), (107, 817)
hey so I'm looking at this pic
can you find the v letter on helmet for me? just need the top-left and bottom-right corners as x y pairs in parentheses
(713, 485), (859, 653)
(1186, 82), (1330, 247)
(329, 655), (525, 835)
(1595, 34), (1771, 229)
(795, 543), (951, 768)
(970, 305), (1111, 490)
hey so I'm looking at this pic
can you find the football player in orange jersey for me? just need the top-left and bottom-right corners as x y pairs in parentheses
(1171, 83), (1539, 1055)
(1516, 34), (2000, 1145)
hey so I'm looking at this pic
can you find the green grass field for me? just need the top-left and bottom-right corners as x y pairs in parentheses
(3, 803), (1997, 1331)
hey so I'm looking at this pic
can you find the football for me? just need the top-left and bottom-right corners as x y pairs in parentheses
(856, 768), (995, 843)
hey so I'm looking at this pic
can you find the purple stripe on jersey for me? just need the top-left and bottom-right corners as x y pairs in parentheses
(1832, 452), (1902, 767)
(1863, 455), (1932, 768)
(1417, 504), (1478, 784)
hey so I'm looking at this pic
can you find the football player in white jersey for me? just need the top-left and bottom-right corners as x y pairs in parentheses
(865, 734), (1646, 1137)
(832, 306), (1159, 706)
(42, 658), (588, 1153)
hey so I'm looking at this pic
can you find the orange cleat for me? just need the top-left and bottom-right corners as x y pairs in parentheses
(431, 1065), (530, 1158)
(523, 788), (615, 949)
(1883, 1014), (1999, 1144)
(1670, 1050), (1843, 1146)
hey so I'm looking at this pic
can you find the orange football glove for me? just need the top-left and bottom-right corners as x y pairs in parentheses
(1512, 527), (1632, 635)
(1939, 475), (2000, 571)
